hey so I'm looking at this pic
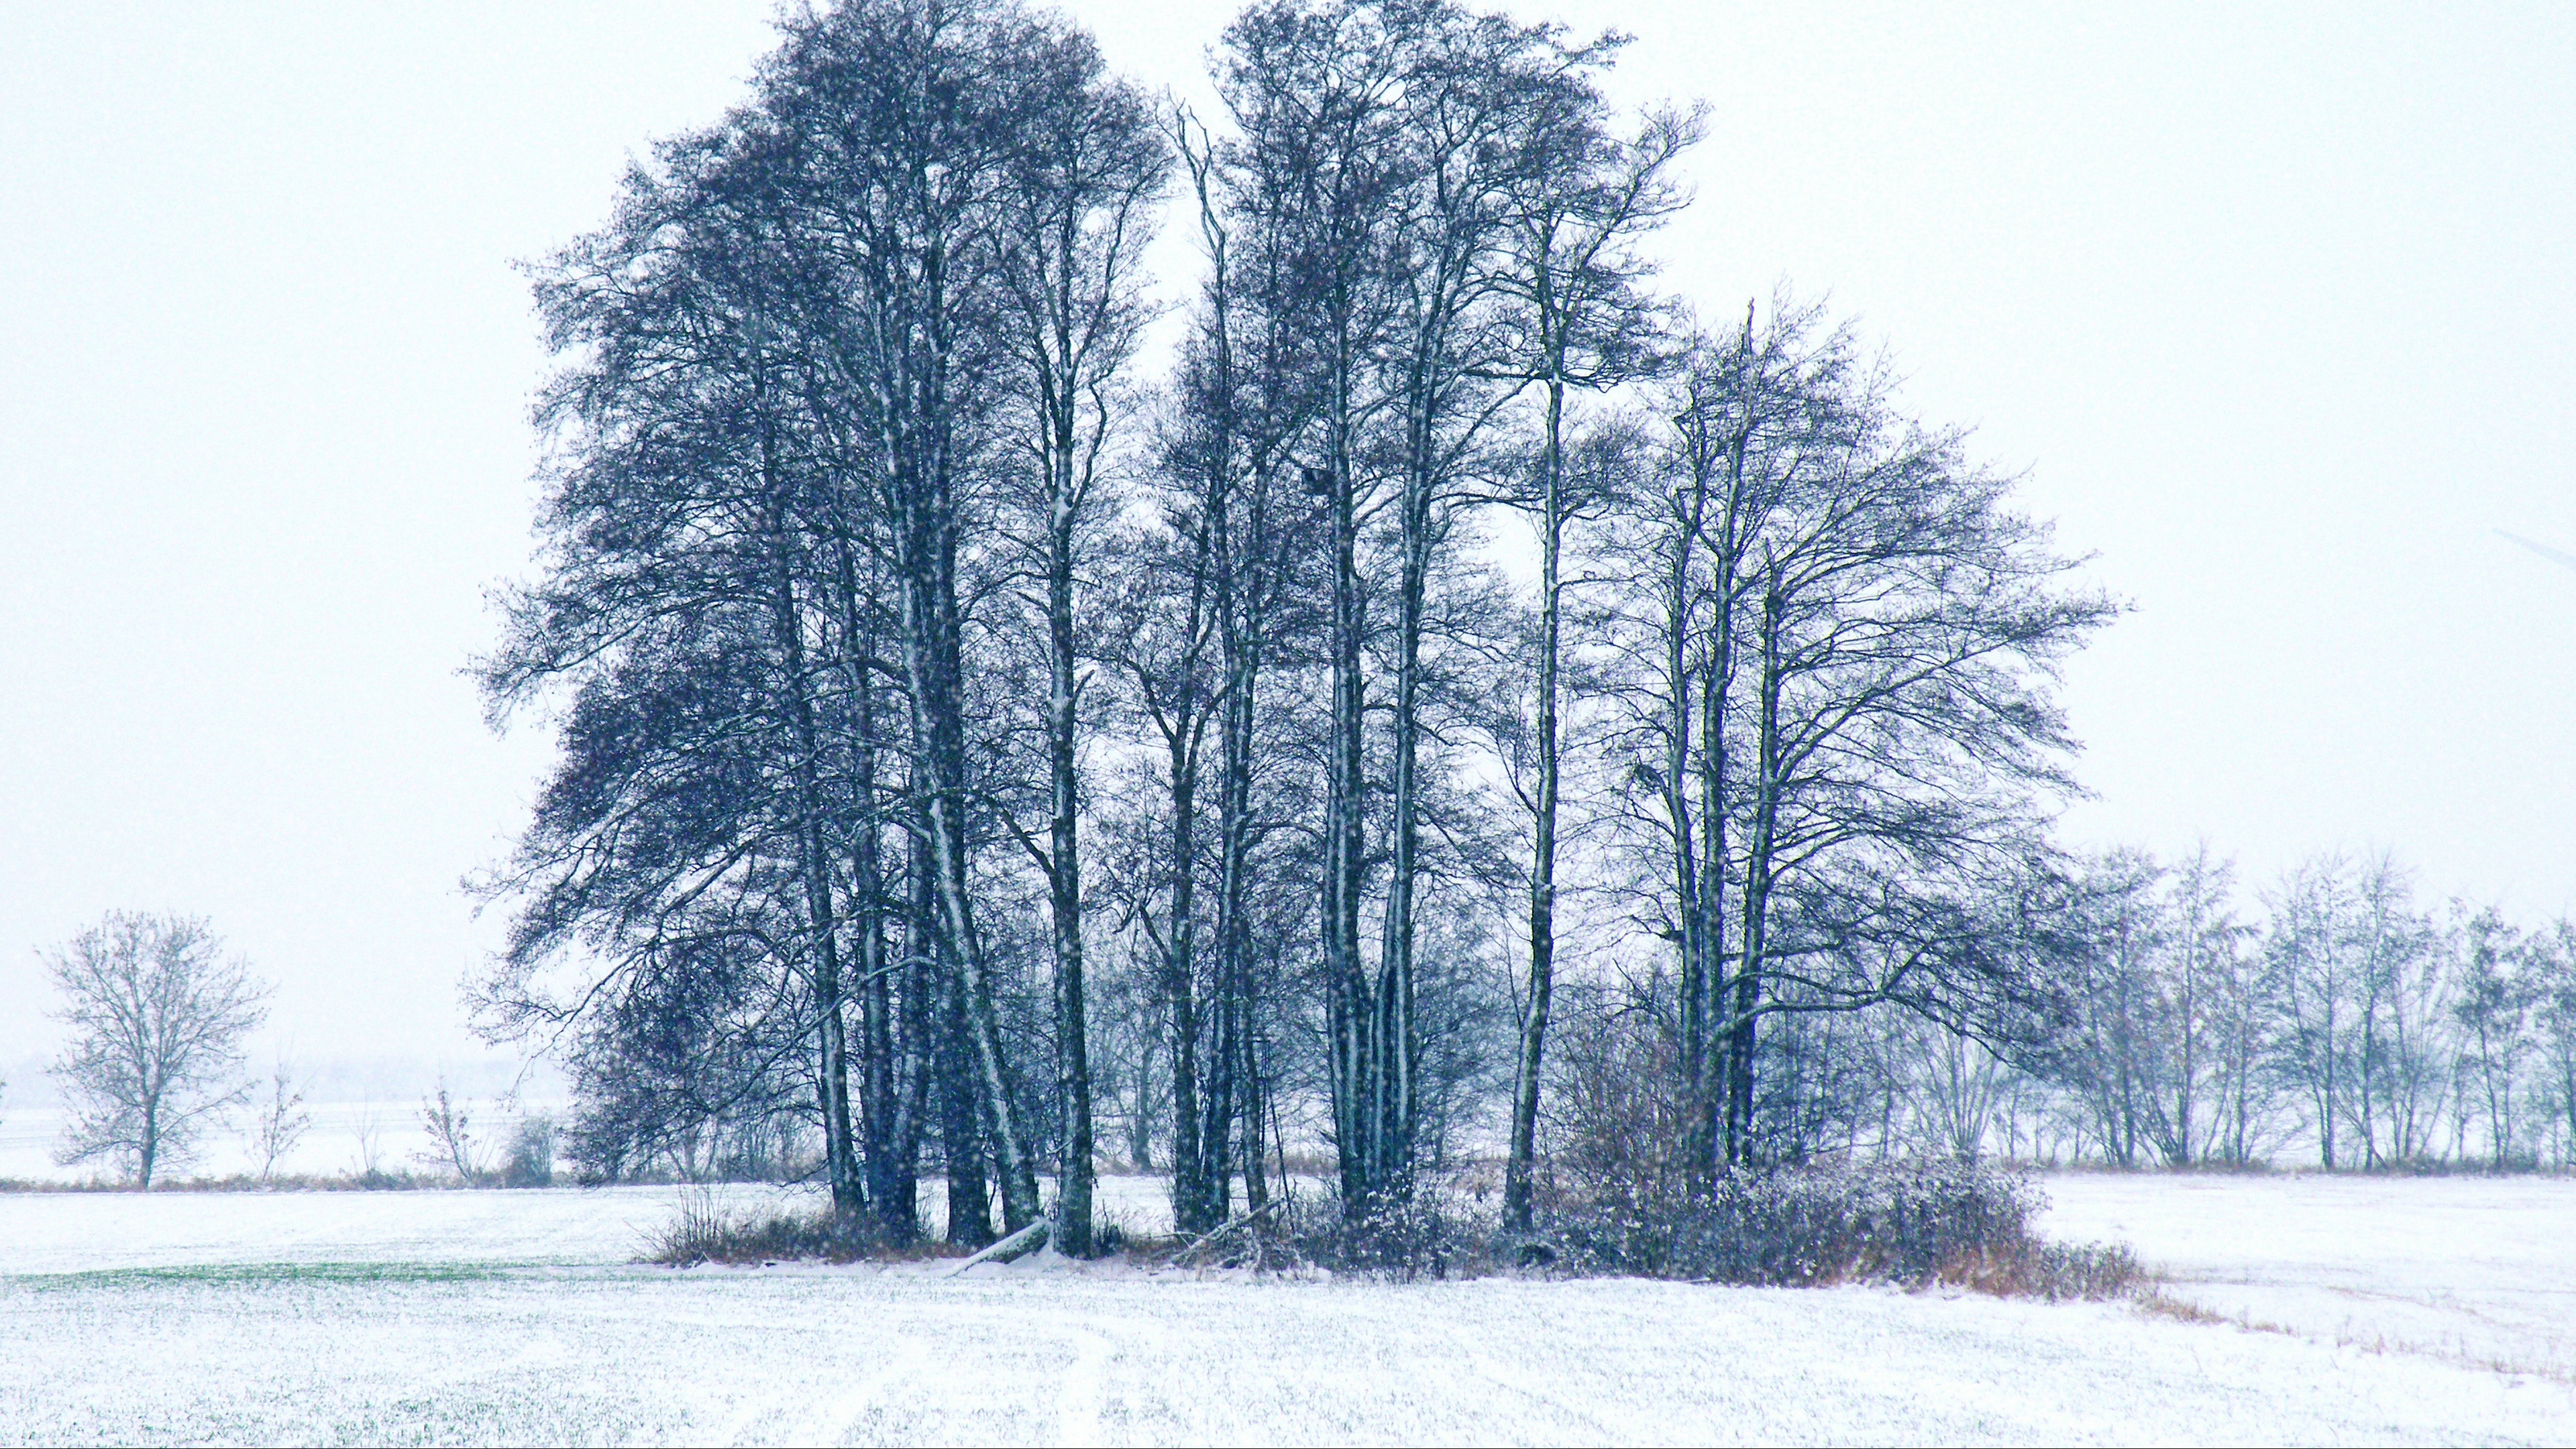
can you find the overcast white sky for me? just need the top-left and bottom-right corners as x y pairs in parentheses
(3, 3), (2572, 1086)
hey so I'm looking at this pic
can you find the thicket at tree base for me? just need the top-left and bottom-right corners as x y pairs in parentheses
(1535, 1160), (2140, 1298)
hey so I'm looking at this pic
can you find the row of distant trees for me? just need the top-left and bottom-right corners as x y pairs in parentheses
(476, 0), (2112, 1251)
(1542, 849), (2576, 1179)
(2029, 849), (2576, 1171)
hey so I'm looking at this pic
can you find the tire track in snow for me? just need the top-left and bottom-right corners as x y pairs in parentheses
(1006, 1296), (1174, 1446)
(1049, 1326), (1112, 1447)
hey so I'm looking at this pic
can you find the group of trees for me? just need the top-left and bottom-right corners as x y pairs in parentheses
(17, 1), (2556, 1213)
(480, 0), (2116, 1249)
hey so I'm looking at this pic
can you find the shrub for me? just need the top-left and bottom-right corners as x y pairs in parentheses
(1290, 1193), (1470, 1279)
(501, 1115), (558, 1189)
(1537, 1159), (2139, 1299)
(1177, 1187), (1482, 1279)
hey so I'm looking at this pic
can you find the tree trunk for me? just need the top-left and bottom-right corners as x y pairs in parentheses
(763, 521), (861, 1218)
(1044, 462), (1095, 1256)
(1668, 498), (1711, 1189)
(1729, 559), (1785, 1165)
(896, 477), (1044, 1233)
(1504, 372), (1567, 1234)
(138, 1091), (158, 1191)
(1162, 736), (1213, 1234)
(1324, 350), (1377, 1211)
(936, 912), (996, 1249)
(851, 641), (912, 1242)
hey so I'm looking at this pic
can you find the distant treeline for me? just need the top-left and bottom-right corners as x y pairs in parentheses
(1865, 847), (2576, 1173)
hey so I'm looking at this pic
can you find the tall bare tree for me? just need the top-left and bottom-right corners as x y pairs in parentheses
(767, 0), (1053, 1235)
(1493, 83), (1701, 1233)
(989, 17), (1169, 1257)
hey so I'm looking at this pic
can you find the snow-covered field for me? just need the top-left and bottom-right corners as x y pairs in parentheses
(2042, 1173), (2576, 1384)
(1, 1175), (2571, 1446)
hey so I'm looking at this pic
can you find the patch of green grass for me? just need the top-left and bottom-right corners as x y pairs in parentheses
(8, 1260), (521, 1291)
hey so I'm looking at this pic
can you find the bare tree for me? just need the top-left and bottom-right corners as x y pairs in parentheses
(772, 0), (1051, 1236)
(2453, 906), (2532, 1167)
(248, 1055), (312, 1183)
(2345, 861), (2448, 1166)
(1906, 1020), (2012, 1161)
(352, 1105), (386, 1180)
(419, 1077), (482, 1182)
(2265, 855), (2357, 1169)
(2163, 846), (2280, 1165)
(1591, 299), (2110, 1176)
(2532, 920), (2576, 1167)
(1493, 82), (1701, 1234)
(2159, 843), (2250, 1163)
(2057, 850), (2170, 1167)
(988, 14), (1170, 1257)
(46, 911), (269, 1189)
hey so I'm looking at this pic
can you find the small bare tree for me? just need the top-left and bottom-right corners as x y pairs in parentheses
(248, 1056), (312, 1183)
(46, 911), (269, 1189)
(419, 1078), (481, 1181)
(352, 1106), (386, 1180)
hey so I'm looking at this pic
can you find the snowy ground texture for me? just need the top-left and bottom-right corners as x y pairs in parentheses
(2041, 1173), (2576, 1385)
(2, 1175), (2571, 1446)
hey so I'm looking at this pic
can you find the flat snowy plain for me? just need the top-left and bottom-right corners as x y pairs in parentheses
(1, 1175), (2571, 1446)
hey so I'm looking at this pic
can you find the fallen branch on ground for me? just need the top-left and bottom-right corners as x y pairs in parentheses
(945, 1218), (1050, 1277)
(1175, 1200), (1287, 1267)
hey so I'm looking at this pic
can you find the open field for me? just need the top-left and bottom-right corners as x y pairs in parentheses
(2042, 1173), (2576, 1384)
(1, 1175), (2571, 1446)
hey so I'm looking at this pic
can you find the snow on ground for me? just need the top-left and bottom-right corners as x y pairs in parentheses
(2041, 1172), (2576, 1383)
(0, 1183), (777, 1275)
(0, 1177), (2571, 1446)
(0, 1175), (1180, 1276)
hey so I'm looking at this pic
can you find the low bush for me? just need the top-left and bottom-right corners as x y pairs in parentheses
(1535, 1159), (2140, 1300)
(647, 1193), (925, 1267)
(1278, 1192), (1470, 1279)
(500, 1116), (558, 1189)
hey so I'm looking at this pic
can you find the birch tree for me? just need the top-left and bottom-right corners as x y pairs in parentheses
(989, 19), (1169, 1256)
(1493, 83), (1701, 1234)
(2453, 906), (2532, 1166)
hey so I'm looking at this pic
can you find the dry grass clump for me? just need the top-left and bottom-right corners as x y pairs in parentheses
(647, 1193), (944, 1267)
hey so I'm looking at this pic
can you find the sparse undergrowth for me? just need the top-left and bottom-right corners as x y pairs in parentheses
(647, 1192), (953, 1267)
